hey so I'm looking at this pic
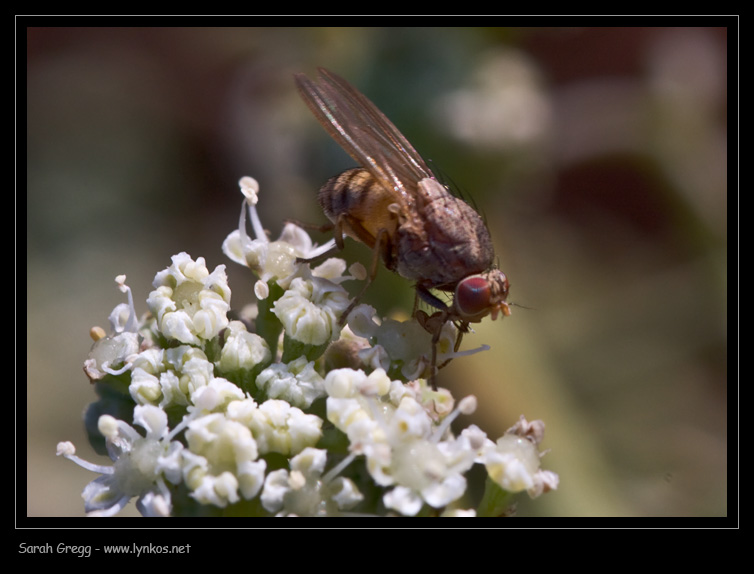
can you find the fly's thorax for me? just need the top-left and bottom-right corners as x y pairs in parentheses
(318, 167), (401, 247)
(425, 193), (495, 267)
(393, 180), (495, 286)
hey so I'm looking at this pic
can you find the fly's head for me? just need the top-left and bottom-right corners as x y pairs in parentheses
(453, 269), (510, 323)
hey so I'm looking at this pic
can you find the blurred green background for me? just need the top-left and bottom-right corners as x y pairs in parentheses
(26, 26), (728, 518)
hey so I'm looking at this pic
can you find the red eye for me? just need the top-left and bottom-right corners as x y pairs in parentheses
(456, 276), (491, 318)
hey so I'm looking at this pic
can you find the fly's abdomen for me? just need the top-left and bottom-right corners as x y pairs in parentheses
(318, 168), (401, 248)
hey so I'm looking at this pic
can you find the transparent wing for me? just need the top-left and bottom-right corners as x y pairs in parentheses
(295, 67), (436, 208)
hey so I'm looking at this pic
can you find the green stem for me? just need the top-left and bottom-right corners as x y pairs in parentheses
(256, 280), (284, 356)
(477, 477), (514, 517)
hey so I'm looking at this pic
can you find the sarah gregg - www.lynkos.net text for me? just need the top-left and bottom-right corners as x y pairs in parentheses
(19, 542), (191, 558)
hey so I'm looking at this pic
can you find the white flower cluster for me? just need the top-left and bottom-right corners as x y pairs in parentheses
(323, 370), (557, 516)
(59, 177), (557, 517)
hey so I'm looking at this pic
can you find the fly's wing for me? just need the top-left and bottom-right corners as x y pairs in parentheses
(295, 67), (436, 209)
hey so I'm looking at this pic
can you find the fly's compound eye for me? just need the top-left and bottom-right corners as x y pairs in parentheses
(455, 275), (492, 319)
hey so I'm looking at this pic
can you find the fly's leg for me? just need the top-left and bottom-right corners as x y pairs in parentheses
(436, 326), (465, 371)
(413, 286), (453, 389)
(286, 219), (341, 266)
(336, 225), (389, 326)
(289, 212), (387, 327)
(415, 308), (452, 391)
(414, 284), (450, 313)
(284, 218), (335, 234)
(429, 321), (441, 390)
